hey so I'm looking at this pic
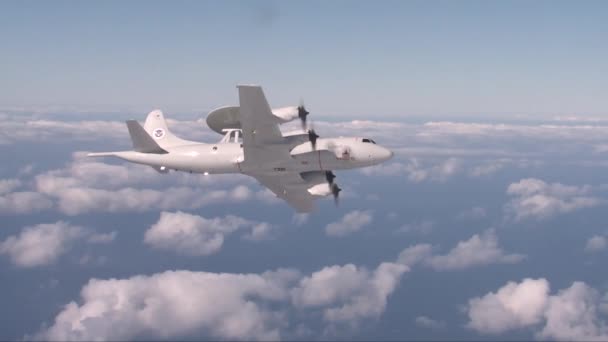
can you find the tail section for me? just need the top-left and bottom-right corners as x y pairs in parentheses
(126, 120), (168, 154)
(143, 110), (192, 148)
(88, 109), (192, 160)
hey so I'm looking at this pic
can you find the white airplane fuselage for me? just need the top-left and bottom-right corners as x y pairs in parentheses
(89, 85), (394, 211)
(106, 137), (393, 175)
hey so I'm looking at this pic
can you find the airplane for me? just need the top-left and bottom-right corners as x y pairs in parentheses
(88, 85), (393, 212)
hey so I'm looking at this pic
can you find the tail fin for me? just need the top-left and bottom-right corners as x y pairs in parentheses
(126, 120), (168, 154)
(143, 110), (191, 148)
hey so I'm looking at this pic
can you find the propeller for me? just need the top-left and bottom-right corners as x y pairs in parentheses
(298, 100), (309, 130)
(331, 183), (341, 205)
(308, 128), (319, 150)
(325, 171), (336, 185)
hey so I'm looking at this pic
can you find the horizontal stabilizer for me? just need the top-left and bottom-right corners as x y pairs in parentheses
(126, 120), (168, 154)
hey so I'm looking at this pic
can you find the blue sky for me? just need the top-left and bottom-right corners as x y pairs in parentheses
(2, 1), (608, 341)
(1, 0), (607, 115)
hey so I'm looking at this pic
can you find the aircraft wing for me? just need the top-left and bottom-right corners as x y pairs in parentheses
(237, 85), (292, 165)
(237, 85), (317, 212)
(253, 172), (315, 213)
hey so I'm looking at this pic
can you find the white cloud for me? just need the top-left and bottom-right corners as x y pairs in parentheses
(466, 279), (608, 341)
(36, 175), (255, 216)
(469, 161), (506, 177)
(18, 164), (35, 176)
(37, 259), (408, 340)
(0, 222), (85, 267)
(4, 116), (608, 165)
(426, 230), (525, 271)
(585, 235), (607, 252)
(0, 116), (216, 146)
(360, 162), (408, 177)
(361, 158), (462, 183)
(0, 191), (53, 214)
(144, 211), (272, 256)
(0, 118), (125, 145)
(539, 282), (608, 341)
(594, 144), (608, 153)
(466, 278), (550, 334)
(397, 230), (524, 271)
(421, 121), (608, 143)
(397, 244), (433, 267)
(415, 316), (445, 329)
(291, 262), (408, 323)
(0, 152), (277, 216)
(37, 269), (298, 341)
(291, 213), (309, 226)
(243, 223), (277, 241)
(552, 116), (608, 123)
(22, 158), (271, 216)
(325, 210), (373, 237)
(428, 158), (462, 182)
(505, 178), (602, 221)
(0, 178), (21, 194)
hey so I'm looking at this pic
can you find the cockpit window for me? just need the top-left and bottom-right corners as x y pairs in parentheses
(362, 138), (376, 144)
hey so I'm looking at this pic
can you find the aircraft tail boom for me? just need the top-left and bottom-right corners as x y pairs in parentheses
(87, 152), (118, 157)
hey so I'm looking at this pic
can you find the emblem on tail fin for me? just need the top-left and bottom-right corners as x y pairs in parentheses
(153, 128), (165, 139)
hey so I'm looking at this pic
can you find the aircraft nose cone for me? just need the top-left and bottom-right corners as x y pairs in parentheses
(381, 147), (393, 161)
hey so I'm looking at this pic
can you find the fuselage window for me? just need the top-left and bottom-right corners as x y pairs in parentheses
(362, 138), (376, 144)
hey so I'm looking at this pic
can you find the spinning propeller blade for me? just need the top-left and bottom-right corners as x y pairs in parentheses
(325, 171), (336, 185)
(298, 99), (309, 130)
(331, 183), (341, 206)
(308, 128), (319, 150)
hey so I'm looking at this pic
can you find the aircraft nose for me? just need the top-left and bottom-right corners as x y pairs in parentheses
(375, 146), (393, 162)
(383, 148), (394, 161)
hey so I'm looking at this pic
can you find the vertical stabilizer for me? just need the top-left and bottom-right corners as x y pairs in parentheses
(143, 110), (192, 148)
(126, 120), (168, 154)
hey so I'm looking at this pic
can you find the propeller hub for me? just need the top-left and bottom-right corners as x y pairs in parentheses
(298, 104), (309, 129)
(308, 129), (319, 149)
(325, 171), (336, 185)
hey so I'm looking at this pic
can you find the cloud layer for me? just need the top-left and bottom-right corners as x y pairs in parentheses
(144, 211), (273, 256)
(0, 222), (85, 267)
(505, 178), (601, 221)
(466, 278), (608, 341)
(325, 210), (373, 237)
(398, 229), (524, 270)
(37, 260), (408, 340)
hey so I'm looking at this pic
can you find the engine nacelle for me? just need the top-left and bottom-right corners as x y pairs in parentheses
(271, 106), (299, 123)
(283, 130), (311, 150)
(301, 171), (333, 197)
(307, 183), (332, 197)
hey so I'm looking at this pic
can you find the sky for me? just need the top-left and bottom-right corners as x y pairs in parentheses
(1, 0), (607, 116)
(2, 1), (608, 341)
